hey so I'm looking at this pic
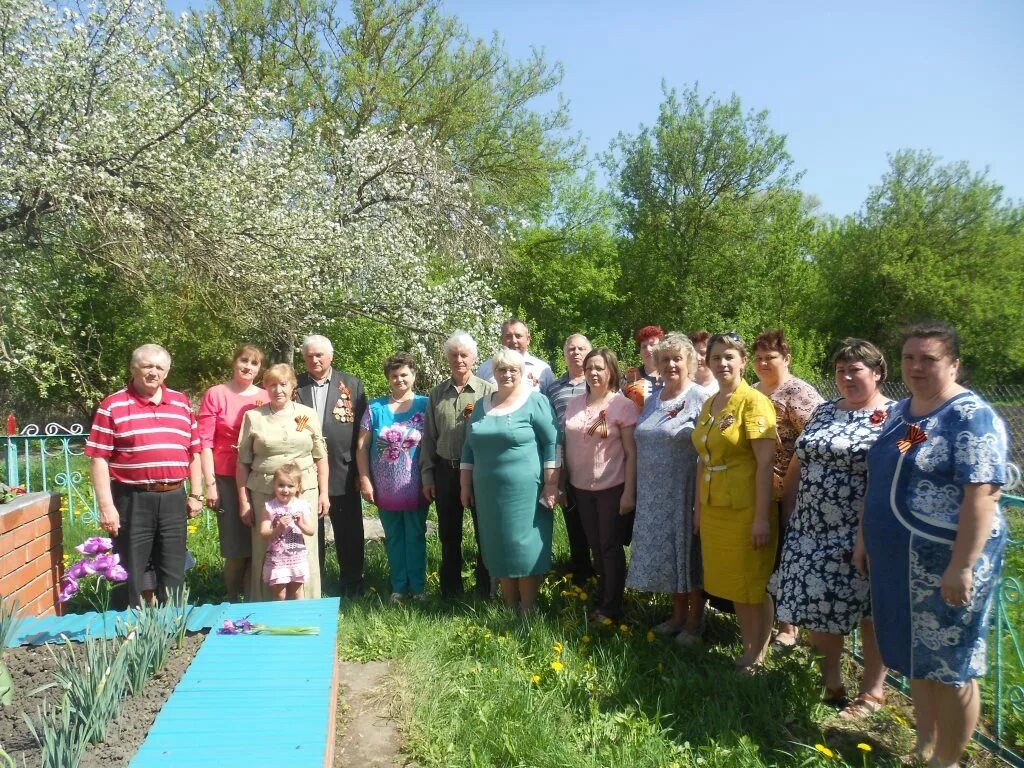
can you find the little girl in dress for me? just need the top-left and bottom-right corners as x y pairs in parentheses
(260, 463), (315, 600)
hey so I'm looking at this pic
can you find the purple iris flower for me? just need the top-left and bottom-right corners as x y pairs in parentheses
(104, 564), (128, 582)
(90, 552), (122, 579)
(75, 537), (113, 555)
(217, 616), (254, 635)
(58, 576), (79, 603)
(66, 559), (97, 580)
(217, 619), (240, 635)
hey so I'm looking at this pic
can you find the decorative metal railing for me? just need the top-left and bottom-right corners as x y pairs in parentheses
(850, 464), (1024, 767)
(2, 422), (98, 525)
(989, 490), (1024, 766)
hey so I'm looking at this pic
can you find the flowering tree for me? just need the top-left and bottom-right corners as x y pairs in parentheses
(0, 0), (505, 405)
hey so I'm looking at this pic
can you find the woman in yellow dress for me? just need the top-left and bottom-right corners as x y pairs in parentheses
(692, 332), (778, 672)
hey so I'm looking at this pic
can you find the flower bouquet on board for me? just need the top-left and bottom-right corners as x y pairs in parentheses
(217, 616), (319, 636)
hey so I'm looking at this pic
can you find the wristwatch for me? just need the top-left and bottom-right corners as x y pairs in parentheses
(188, 493), (205, 503)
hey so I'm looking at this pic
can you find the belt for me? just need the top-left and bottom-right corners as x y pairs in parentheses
(435, 456), (462, 469)
(114, 480), (184, 493)
(703, 464), (727, 481)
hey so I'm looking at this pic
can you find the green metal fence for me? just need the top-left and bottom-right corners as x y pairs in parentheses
(2, 421), (98, 524)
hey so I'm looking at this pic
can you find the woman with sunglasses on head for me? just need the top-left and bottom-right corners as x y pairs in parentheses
(691, 332), (778, 672)
(861, 321), (1008, 768)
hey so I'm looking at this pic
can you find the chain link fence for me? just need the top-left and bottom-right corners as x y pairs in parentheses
(811, 381), (1024, 470)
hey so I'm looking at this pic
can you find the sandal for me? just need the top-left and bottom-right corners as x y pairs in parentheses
(838, 692), (886, 720)
(770, 632), (799, 654)
(651, 619), (683, 636)
(734, 658), (764, 676)
(823, 685), (848, 708)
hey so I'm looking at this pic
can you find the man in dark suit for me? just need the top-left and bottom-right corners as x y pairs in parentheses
(296, 334), (368, 596)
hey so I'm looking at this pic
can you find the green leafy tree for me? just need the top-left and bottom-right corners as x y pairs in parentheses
(815, 150), (1024, 383)
(604, 83), (819, 370)
(494, 173), (623, 369)
(205, 0), (578, 218)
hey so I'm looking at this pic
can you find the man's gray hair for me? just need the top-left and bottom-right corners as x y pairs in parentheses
(563, 333), (591, 350)
(130, 344), (171, 369)
(491, 347), (525, 372)
(444, 331), (478, 360)
(301, 334), (334, 355)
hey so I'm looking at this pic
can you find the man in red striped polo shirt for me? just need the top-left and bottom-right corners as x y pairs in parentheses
(86, 344), (203, 606)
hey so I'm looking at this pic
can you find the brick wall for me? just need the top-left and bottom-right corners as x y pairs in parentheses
(0, 491), (63, 617)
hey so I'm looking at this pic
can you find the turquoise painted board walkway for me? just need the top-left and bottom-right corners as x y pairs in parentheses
(130, 598), (340, 768)
(9, 603), (234, 646)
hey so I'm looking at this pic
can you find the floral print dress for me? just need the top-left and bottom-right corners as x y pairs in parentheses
(864, 392), (1008, 685)
(770, 399), (892, 633)
(361, 396), (429, 511)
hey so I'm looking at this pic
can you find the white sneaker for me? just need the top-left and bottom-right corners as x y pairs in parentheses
(390, 592), (404, 603)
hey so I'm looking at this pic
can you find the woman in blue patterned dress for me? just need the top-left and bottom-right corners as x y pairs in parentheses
(357, 352), (430, 602)
(860, 322), (1008, 768)
(625, 333), (710, 644)
(770, 339), (891, 716)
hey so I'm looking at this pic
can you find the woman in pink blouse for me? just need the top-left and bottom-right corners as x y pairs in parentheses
(198, 344), (269, 602)
(563, 347), (638, 623)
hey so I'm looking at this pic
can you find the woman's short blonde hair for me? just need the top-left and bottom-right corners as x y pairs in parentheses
(653, 333), (698, 376)
(491, 347), (525, 373)
(262, 363), (297, 389)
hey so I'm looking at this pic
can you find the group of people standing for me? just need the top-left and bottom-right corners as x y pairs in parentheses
(84, 316), (1008, 768)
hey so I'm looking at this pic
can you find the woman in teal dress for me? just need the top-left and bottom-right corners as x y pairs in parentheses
(461, 347), (559, 612)
(357, 352), (429, 601)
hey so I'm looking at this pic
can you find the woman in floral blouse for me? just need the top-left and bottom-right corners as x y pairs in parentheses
(357, 352), (430, 602)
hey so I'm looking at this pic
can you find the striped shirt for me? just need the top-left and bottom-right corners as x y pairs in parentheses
(85, 383), (201, 484)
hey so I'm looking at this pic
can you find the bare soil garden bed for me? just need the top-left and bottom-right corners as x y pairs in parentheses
(0, 632), (206, 767)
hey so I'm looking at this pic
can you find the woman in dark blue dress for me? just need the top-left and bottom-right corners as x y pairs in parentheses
(859, 322), (1008, 768)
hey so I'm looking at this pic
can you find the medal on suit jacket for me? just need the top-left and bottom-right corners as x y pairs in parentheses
(333, 381), (354, 422)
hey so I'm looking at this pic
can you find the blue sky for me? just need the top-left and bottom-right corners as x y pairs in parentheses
(170, 0), (1024, 217)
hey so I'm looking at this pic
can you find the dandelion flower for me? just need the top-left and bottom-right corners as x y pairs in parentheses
(601, 616), (613, 626)
(551, 660), (564, 672)
(582, 635), (591, 644)
(646, 630), (655, 642)
(814, 744), (834, 758)
(553, 642), (563, 654)
(619, 624), (630, 634)
(894, 715), (908, 726)
(490, 667), (498, 673)
(857, 743), (872, 752)
(578, 592), (588, 601)
(530, 674), (541, 684)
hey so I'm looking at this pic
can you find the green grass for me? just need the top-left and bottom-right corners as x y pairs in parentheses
(54, 501), (1020, 767)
